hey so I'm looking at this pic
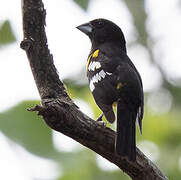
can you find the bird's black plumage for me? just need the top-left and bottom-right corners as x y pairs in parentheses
(77, 18), (144, 161)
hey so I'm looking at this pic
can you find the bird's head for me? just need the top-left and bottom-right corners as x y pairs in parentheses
(77, 18), (126, 52)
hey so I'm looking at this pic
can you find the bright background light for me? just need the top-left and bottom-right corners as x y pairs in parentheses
(1, 0), (181, 179)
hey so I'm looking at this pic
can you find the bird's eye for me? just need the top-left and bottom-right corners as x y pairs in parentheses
(96, 21), (104, 28)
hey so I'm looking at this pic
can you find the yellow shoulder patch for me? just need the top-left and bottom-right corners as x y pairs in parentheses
(117, 82), (123, 90)
(86, 49), (100, 70)
(86, 54), (92, 70)
(92, 49), (99, 58)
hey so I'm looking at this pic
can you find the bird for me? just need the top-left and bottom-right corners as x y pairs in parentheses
(76, 18), (144, 161)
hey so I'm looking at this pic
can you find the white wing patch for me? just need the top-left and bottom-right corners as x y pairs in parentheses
(96, 73), (101, 81)
(106, 72), (112, 75)
(89, 80), (95, 92)
(92, 75), (98, 83)
(99, 70), (106, 78)
(95, 62), (101, 69)
(88, 61), (101, 71)
(89, 70), (112, 92)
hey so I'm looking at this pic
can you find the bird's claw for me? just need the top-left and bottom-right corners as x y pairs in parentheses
(97, 121), (106, 127)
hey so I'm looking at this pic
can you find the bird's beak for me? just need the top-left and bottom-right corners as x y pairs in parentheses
(76, 22), (93, 36)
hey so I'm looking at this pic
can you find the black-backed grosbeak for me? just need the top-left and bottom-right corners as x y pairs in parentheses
(77, 19), (144, 161)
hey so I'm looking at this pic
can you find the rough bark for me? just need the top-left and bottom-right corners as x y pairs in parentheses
(20, 0), (169, 180)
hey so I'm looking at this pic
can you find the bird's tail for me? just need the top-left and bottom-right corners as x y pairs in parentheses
(115, 100), (136, 161)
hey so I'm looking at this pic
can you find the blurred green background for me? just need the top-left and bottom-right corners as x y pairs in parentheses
(1, 0), (181, 179)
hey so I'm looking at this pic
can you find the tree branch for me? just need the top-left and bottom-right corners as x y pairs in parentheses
(20, 0), (169, 180)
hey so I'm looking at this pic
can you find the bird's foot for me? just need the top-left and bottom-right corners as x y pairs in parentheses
(96, 114), (106, 126)
(97, 121), (106, 127)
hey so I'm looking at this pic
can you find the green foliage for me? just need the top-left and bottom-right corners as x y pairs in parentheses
(0, 101), (56, 158)
(0, 99), (130, 179)
(1, 89), (181, 179)
(73, 0), (89, 10)
(0, 20), (16, 46)
(1, 0), (181, 179)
